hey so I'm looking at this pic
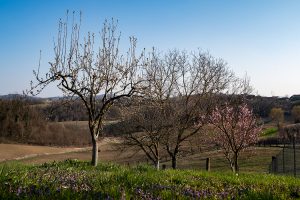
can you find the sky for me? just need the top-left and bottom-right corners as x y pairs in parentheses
(0, 0), (300, 97)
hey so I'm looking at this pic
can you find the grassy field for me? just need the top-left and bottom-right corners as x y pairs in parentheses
(0, 143), (89, 162)
(1, 121), (298, 199)
(0, 131), (282, 174)
(0, 120), (282, 167)
(1, 160), (300, 199)
(172, 147), (282, 173)
(5, 143), (281, 174)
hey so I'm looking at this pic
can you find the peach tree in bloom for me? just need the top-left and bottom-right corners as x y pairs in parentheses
(209, 103), (261, 173)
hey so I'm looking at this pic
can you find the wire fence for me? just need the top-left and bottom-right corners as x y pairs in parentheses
(270, 143), (300, 177)
(268, 124), (300, 177)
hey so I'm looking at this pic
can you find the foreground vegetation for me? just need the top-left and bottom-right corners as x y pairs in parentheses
(1, 160), (300, 199)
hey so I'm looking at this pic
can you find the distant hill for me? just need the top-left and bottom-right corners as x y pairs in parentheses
(290, 95), (300, 102)
(0, 93), (105, 102)
(0, 94), (45, 101)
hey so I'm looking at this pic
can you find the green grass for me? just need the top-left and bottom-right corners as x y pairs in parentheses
(261, 127), (278, 137)
(163, 147), (282, 173)
(1, 159), (300, 199)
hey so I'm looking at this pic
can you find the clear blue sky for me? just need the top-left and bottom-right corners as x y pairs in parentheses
(1, 0), (300, 97)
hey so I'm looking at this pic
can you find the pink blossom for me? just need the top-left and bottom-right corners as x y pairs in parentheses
(209, 103), (262, 172)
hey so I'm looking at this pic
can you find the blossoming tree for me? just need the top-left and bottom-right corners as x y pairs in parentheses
(209, 103), (261, 173)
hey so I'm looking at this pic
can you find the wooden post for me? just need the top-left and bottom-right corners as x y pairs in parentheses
(206, 158), (210, 171)
(282, 143), (285, 173)
(272, 156), (277, 173)
(293, 135), (296, 177)
(162, 164), (166, 170)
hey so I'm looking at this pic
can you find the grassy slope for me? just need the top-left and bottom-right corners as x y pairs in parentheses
(0, 160), (300, 199)
(17, 147), (281, 174)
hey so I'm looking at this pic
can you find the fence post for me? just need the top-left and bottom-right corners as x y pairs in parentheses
(272, 156), (277, 173)
(293, 135), (297, 177)
(282, 144), (285, 173)
(206, 158), (210, 171)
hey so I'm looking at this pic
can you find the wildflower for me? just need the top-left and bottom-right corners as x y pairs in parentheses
(16, 187), (22, 196)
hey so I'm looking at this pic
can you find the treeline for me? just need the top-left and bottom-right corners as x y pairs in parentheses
(2, 93), (298, 123)
(104, 95), (300, 137)
(0, 93), (299, 147)
(0, 99), (90, 146)
(0, 99), (42, 140)
(247, 95), (300, 120)
(42, 100), (122, 122)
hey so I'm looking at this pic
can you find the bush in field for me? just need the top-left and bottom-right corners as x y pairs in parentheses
(269, 107), (284, 128)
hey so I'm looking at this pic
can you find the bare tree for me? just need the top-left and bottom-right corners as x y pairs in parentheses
(209, 103), (262, 173)
(119, 49), (241, 169)
(121, 50), (178, 169)
(121, 104), (171, 169)
(163, 50), (234, 169)
(27, 13), (146, 166)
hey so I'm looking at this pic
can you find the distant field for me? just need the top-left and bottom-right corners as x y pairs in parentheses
(1, 121), (283, 173)
(56, 120), (89, 126)
(2, 141), (282, 174)
(0, 137), (130, 163)
(57, 120), (119, 126)
(0, 143), (89, 162)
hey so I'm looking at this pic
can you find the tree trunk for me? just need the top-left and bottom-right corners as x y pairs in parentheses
(156, 160), (160, 170)
(230, 161), (235, 173)
(234, 153), (239, 173)
(91, 137), (98, 166)
(171, 156), (177, 169)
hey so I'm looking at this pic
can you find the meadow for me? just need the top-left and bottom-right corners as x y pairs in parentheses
(1, 119), (299, 199)
(1, 159), (300, 199)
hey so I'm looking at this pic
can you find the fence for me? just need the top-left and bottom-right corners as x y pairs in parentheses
(269, 123), (300, 177)
(270, 144), (300, 177)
